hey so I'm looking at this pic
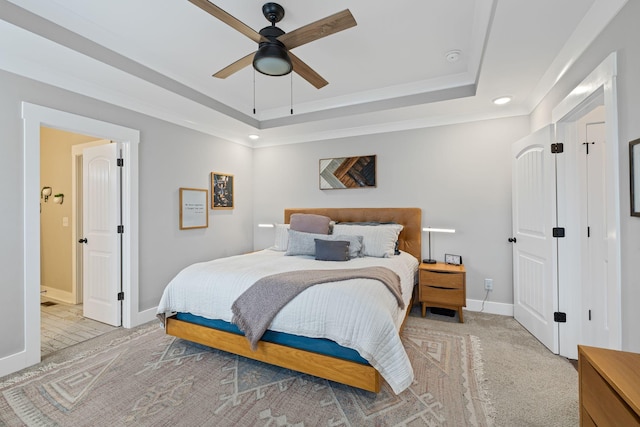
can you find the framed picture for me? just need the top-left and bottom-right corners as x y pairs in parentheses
(211, 172), (234, 209)
(179, 188), (208, 229)
(631, 139), (640, 216)
(319, 155), (376, 189)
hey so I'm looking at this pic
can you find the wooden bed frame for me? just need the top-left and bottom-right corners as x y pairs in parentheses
(165, 207), (421, 392)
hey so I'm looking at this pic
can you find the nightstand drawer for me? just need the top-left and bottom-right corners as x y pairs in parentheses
(420, 270), (463, 289)
(420, 285), (464, 306)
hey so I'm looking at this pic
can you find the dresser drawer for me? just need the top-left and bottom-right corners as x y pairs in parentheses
(420, 270), (463, 289)
(581, 356), (640, 427)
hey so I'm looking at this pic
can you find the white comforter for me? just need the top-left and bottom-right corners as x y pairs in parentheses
(156, 249), (418, 394)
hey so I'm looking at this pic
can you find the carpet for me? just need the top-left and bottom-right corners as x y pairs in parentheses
(0, 317), (494, 426)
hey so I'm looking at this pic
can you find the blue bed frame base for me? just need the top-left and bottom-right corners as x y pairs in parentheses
(175, 313), (369, 364)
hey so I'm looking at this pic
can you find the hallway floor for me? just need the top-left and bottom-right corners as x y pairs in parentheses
(41, 299), (117, 359)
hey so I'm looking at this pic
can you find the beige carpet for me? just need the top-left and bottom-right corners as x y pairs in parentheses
(0, 316), (493, 426)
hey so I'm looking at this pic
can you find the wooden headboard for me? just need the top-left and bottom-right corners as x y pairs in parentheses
(284, 208), (422, 261)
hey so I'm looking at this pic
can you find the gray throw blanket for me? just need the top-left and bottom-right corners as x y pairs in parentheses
(231, 266), (404, 350)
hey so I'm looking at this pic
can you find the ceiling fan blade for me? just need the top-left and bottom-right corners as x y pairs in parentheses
(278, 9), (357, 50)
(289, 52), (328, 89)
(188, 0), (263, 43)
(213, 52), (256, 79)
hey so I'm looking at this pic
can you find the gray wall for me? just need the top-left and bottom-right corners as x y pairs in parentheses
(0, 69), (254, 358)
(2, 0), (640, 368)
(253, 0), (640, 353)
(530, 0), (640, 352)
(253, 117), (529, 305)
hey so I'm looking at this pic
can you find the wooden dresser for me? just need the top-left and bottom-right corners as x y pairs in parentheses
(578, 345), (640, 426)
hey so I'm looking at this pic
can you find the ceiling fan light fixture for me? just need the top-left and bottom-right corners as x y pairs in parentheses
(253, 42), (292, 76)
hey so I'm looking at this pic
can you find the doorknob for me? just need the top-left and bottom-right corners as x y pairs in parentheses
(78, 238), (88, 244)
(508, 237), (517, 243)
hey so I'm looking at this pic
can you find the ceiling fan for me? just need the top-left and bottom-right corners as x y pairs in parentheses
(188, 0), (357, 89)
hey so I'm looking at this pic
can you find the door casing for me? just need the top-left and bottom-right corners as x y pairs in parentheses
(15, 102), (141, 375)
(553, 53), (621, 359)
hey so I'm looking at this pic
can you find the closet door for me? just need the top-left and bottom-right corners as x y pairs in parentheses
(511, 125), (558, 353)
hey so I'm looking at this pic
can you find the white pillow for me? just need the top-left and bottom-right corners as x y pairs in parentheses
(332, 223), (403, 258)
(270, 224), (290, 251)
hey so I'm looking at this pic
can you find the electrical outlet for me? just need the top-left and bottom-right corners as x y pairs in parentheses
(484, 278), (493, 291)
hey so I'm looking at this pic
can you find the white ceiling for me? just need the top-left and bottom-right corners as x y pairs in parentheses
(0, 0), (627, 147)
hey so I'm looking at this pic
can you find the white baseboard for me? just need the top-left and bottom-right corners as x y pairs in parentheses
(0, 350), (27, 378)
(130, 306), (158, 327)
(465, 298), (514, 316)
(40, 286), (74, 304)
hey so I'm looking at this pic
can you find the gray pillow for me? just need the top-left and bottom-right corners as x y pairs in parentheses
(290, 213), (332, 234)
(285, 229), (363, 258)
(315, 239), (350, 261)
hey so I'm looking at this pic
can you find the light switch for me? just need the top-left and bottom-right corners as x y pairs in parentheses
(62, 217), (69, 227)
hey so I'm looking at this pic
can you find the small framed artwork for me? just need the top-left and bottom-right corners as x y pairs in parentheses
(179, 188), (208, 230)
(211, 172), (234, 210)
(319, 155), (376, 189)
(445, 254), (463, 265)
(630, 138), (640, 216)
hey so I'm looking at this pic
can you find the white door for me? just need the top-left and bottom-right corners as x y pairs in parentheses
(81, 143), (121, 326)
(511, 125), (558, 353)
(582, 120), (609, 347)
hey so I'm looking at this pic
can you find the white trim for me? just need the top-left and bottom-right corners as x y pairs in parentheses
(137, 306), (160, 325)
(40, 286), (74, 304)
(465, 299), (514, 317)
(552, 53), (622, 356)
(6, 102), (141, 378)
(552, 53), (617, 123)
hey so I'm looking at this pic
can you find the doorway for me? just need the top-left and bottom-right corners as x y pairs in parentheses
(40, 129), (109, 304)
(19, 102), (141, 373)
(40, 129), (116, 357)
(511, 53), (621, 360)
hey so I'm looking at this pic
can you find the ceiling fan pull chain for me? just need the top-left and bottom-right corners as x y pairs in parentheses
(253, 69), (256, 115)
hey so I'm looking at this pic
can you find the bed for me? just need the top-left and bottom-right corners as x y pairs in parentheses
(158, 207), (421, 393)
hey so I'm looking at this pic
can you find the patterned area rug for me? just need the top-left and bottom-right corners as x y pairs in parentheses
(0, 317), (494, 426)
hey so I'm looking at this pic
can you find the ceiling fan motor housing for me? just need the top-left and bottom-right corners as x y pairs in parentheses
(254, 25), (292, 76)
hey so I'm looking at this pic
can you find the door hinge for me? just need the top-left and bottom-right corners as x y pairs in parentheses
(552, 227), (565, 238)
(117, 225), (124, 234)
(117, 158), (124, 167)
(551, 143), (564, 153)
(117, 292), (124, 301)
(554, 312), (567, 323)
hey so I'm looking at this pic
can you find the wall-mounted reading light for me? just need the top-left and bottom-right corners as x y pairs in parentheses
(53, 193), (64, 204)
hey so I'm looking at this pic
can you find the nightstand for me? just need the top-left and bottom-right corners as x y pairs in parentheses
(418, 262), (466, 323)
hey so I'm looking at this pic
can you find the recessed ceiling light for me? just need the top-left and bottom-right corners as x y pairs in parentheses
(492, 96), (512, 105)
(248, 134), (260, 140)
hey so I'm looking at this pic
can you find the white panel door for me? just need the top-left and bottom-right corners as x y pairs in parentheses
(583, 121), (610, 347)
(511, 125), (558, 353)
(82, 143), (121, 326)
